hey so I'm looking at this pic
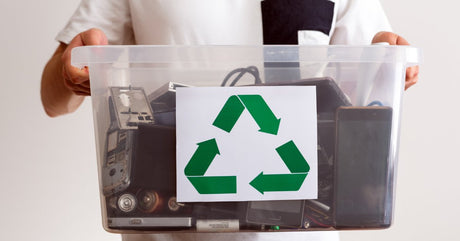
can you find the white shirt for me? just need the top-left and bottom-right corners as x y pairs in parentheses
(56, 1), (391, 240)
(57, 0), (391, 46)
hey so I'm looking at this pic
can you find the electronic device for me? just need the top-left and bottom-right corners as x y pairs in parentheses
(148, 82), (190, 126)
(334, 106), (393, 228)
(260, 77), (351, 116)
(246, 200), (306, 228)
(102, 87), (155, 196)
(110, 87), (155, 129)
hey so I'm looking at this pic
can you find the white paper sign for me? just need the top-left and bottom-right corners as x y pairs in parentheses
(176, 86), (317, 202)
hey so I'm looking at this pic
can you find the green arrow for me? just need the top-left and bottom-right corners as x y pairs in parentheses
(184, 139), (220, 176)
(276, 140), (310, 173)
(212, 95), (245, 133)
(187, 176), (237, 194)
(237, 95), (281, 135)
(249, 172), (308, 194)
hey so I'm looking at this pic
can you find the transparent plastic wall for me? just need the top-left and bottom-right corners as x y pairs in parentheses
(73, 45), (420, 233)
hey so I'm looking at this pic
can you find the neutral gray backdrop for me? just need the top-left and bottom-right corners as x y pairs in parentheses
(0, 1), (458, 241)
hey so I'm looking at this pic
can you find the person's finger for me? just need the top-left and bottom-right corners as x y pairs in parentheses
(372, 31), (409, 46)
(405, 65), (419, 90)
(372, 31), (419, 90)
(63, 75), (91, 95)
(80, 28), (108, 46)
(80, 79), (91, 89)
(61, 40), (88, 85)
(62, 65), (91, 94)
(74, 90), (91, 96)
(62, 62), (89, 85)
(62, 65), (91, 89)
(61, 28), (108, 85)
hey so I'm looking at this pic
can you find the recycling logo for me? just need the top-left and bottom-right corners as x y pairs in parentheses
(176, 86), (317, 202)
(184, 94), (310, 195)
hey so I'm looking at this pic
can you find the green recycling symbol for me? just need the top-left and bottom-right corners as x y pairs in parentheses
(184, 95), (310, 195)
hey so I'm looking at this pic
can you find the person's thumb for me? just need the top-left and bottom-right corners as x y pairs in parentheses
(80, 28), (108, 46)
(372, 31), (409, 45)
(62, 28), (108, 85)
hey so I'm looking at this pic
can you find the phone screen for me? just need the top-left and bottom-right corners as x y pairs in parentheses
(334, 107), (392, 228)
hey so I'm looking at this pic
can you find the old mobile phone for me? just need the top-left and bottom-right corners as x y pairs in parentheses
(102, 87), (155, 196)
(334, 106), (393, 228)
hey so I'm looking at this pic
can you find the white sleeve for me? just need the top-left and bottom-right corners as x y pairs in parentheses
(330, 0), (392, 45)
(55, 0), (134, 45)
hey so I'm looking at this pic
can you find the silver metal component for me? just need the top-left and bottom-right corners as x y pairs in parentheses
(142, 192), (155, 205)
(118, 193), (137, 213)
(148, 82), (191, 107)
(108, 196), (118, 210)
(102, 129), (133, 196)
(303, 219), (311, 229)
(308, 200), (330, 211)
(137, 190), (158, 213)
(110, 87), (155, 130)
(196, 219), (240, 232)
(108, 217), (192, 228)
(168, 197), (184, 212)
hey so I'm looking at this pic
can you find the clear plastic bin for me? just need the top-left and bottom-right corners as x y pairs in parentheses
(72, 45), (421, 233)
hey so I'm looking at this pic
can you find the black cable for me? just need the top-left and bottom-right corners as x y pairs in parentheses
(221, 66), (262, 87)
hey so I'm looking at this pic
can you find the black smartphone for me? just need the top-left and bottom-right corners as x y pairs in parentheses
(334, 106), (393, 228)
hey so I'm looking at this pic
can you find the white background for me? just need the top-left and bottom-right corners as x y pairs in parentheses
(0, 0), (459, 241)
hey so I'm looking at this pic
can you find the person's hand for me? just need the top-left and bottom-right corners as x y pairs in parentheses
(61, 28), (108, 96)
(372, 31), (419, 90)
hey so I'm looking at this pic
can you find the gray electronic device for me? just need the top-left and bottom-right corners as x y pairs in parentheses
(148, 82), (191, 126)
(102, 87), (155, 196)
(334, 106), (393, 228)
(111, 87), (155, 129)
(246, 200), (306, 228)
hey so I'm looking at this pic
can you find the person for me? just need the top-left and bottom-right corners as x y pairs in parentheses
(40, 1), (418, 240)
(41, 0), (418, 117)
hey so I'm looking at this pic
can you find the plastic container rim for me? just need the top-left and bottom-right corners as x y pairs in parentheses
(71, 45), (421, 68)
